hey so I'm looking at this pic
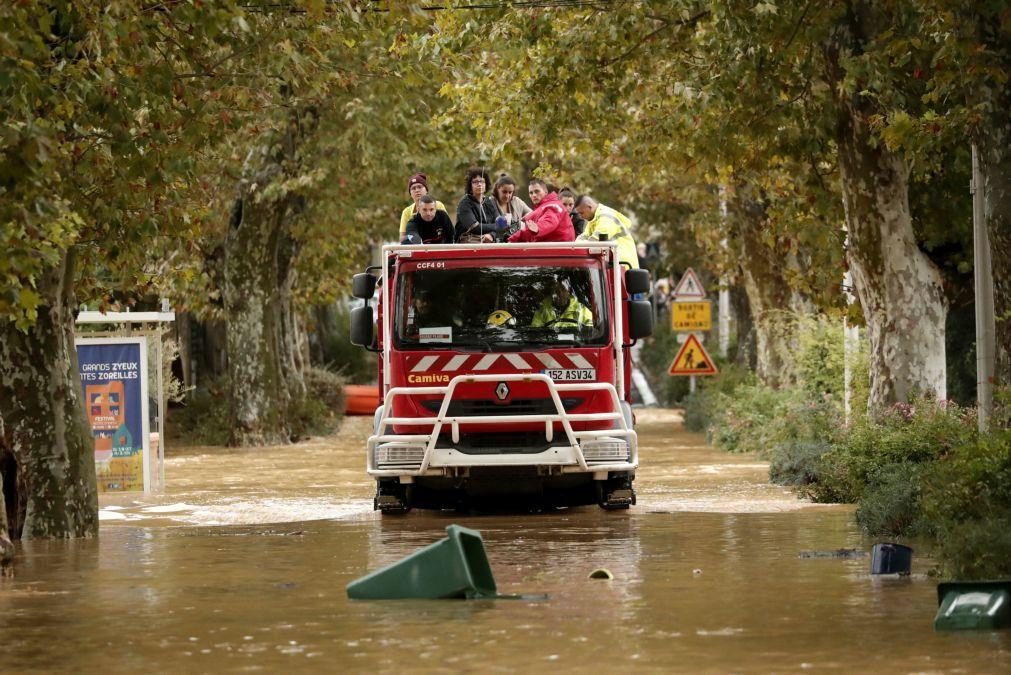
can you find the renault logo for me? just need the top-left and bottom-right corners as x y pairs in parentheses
(495, 382), (510, 401)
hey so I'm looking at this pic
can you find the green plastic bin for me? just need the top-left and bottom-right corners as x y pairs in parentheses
(934, 581), (1011, 631)
(347, 524), (498, 600)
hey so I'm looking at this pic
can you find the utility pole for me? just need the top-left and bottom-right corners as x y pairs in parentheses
(972, 144), (996, 432)
(718, 187), (731, 358)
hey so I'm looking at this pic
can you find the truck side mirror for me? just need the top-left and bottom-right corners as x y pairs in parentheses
(349, 305), (374, 347)
(627, 300), (654, 340)
(352, 273), (377, 300)
(625, 269), (650, 296)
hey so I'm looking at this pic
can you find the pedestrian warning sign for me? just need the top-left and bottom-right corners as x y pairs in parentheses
(673, 267), (706, 299)
(668, 334), (718, 376)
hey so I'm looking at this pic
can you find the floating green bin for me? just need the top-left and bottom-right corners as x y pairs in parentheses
(934, 581), (1011, 631)
(347, 524), (498, 600)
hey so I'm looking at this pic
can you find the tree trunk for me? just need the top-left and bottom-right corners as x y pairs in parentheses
(0, 249), (98, 539)
(827, 6), (947, 409)
(730, 187), (812, 388)
(222, 117), (309, 446)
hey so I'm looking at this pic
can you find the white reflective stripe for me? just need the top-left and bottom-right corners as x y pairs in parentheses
(535, 353), (563, 369)
(504, 353), (532, 370)
(441, 355), (469, 371)
(566, 353), (593, 369)
(474, 354), (499, 370)
(411, 355), (440, 372)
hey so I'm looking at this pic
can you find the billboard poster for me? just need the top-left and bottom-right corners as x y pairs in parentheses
(75, 337), (150, 493)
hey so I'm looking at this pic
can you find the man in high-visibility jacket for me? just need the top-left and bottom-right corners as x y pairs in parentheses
(573, 196), (639, 269)
(531, 279), (593, 328)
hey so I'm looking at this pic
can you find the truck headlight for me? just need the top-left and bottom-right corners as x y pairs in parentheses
(375, 442), (426, 469)
(580, 438), (630, 463)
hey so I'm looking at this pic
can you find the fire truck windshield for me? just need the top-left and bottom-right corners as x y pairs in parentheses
(395, 265), (609, 349)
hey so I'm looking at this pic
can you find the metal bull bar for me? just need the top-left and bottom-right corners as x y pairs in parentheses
(367, 373), (638, 477)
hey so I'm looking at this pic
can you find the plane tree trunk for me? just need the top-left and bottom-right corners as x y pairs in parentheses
(0, 249), (98, 540)
(730, 187), (813, 389)
(222, 113), (311, 446)
(827, 6), (947, 409)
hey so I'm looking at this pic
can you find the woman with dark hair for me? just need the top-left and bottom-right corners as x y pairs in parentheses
(455, 167), (498, 243)
(490, 173), (532, 241)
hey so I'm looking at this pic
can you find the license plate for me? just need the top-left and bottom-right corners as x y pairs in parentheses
(544, 368), (596, 381)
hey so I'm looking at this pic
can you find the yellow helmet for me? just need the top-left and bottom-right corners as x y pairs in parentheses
(486, 309), (516, 327)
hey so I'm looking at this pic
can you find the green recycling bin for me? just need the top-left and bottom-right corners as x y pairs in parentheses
(347, 524), (498, 600)
(934, 581), (1011, 631)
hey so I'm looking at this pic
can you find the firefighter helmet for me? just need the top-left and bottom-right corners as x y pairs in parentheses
(486, 309), (516, 327)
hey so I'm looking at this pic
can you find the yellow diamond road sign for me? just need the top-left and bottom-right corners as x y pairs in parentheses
(672, 300), (712, 332)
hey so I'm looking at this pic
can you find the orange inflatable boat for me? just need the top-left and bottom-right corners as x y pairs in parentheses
(344, 384), (381, 416)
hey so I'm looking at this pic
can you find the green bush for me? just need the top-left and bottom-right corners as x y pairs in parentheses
(918, 428), (1011, 578)
(169, 376), (233, 446)
(854, 462), (924, 539)
(803, 400), (976, 504)
(681, 362), (754, 432)
(291, 367), (346, 437)
(171, 368), (347, 445)
(768, 438), (833, 486)
(708, 384), (802, 455)
(319, 302), (376, 385)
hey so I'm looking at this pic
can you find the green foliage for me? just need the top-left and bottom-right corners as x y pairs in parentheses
(854, 462), (924, 539)
(169, 378), (233, 447)
(805, 400), (976, 505)
(918, 429), (1011, 579)
(317, 303), (376, 385)
(681, 362), (755, 433)
(290, 367), (346, 438)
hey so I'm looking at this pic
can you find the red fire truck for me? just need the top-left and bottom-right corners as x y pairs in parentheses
(349, 241), (653, 514)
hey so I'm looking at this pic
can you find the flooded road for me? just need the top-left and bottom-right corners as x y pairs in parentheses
(3, 409), (1008, 673)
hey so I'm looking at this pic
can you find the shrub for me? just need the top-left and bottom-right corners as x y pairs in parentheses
(854, 462), (924, 539)
(803, 399), (976, 504)
(291, 367), (346, 437)
(918, 428), (1011, 579)
(708, 383), (802, 455)
(768, 438), (833, 486)
(682, 363), (754, 432)
(169, 376), (233, 446)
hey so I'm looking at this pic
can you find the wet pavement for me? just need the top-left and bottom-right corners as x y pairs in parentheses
(2, 409), (1009, 673)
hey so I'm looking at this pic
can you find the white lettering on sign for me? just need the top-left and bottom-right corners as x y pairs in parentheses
(415, 261), (446, 269)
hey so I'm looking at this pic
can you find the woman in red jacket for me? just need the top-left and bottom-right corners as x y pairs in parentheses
(507, 179), (575, 243)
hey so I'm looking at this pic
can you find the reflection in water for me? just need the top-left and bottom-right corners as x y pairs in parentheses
(2, 409), (1009, 672)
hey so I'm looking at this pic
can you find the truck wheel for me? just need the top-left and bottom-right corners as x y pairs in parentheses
(597, 477), (635, 511)
(375, 481), (413, 515)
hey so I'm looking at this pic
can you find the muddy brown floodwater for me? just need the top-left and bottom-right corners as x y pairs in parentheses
(2, 408), (1009, 673)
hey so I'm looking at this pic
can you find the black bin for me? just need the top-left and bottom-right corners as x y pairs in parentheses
(870, 543), (912, 575)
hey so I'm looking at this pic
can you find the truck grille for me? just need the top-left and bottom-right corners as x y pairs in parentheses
(439, 432), (557, 455)
(420, 397), (583, 417)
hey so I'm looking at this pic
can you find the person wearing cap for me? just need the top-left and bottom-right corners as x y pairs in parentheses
(531, 278), (593, 328)
(507, 179), (575, 243)
(402, 195), (454, 245)
(399, 173), (447, 239)
(573, 195), (639, 269)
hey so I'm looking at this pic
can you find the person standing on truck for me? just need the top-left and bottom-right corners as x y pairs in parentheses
(487, 173), (532, 242)
(507, 179), (575, 243)
(403, 195), (454, 244)
(559, 187), (586, 237)
(399, 173), (447, 240)
(455, 167), (498, 243)
(531, 278), (593, 328)
(573, 195), (639, 269)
